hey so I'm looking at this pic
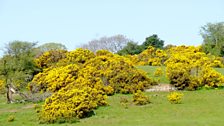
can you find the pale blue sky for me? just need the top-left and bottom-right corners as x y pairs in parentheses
(0, 0), (223, 56)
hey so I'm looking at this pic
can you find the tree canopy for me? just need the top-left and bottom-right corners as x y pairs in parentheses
(142, 34), (164, 49)
(201, 22), (224, 56)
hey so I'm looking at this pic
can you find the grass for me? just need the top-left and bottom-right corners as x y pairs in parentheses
(1, 90), (224, 126)
(136, 66), (169, 84)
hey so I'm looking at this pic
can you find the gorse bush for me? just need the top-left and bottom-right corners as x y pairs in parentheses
(153, 67), (163, 77)
(40, 80), (108, 123)
(35, 50), (67, 69)
(133, 90), (150, 105)
(127, 46), (167, 66)
(30, 48), (154, 123)
(7, 115), (15, 122)
(0, 79), (5, 94)
(167, 92), (183, 104)
(165, 46), (224, 90)
(29, 64), (79, 92)
(82, 51), (153, 94)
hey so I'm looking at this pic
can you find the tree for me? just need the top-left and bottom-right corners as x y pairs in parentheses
(80, 34), (131, 53)
(117, 41), (142, 55)
(201, 22), (224, 56)
(37, 42), (67, 53)
(142, 34), (164, 49)
(0, 41), (39, 103)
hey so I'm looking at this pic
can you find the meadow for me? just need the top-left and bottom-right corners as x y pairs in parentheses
(1, 66), (224, 126)
(1, 90), (224, 126)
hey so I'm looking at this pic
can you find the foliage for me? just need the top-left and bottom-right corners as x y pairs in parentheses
(117, 41), (142, 55)
(7, 115), (15, 122)
(37, 42), (67, 53)
(131, 46), (167, 66)
(133, 90), (150, 105)
(167, 92), (183, 104)
(0, 79), (5, 94)
(201, 22), (224, 56)
(65, 48), (95, 64)
(30, 64), (79, 92)
(153, 67), (163, 77)
(142, 34), (164, 49)
(120, 96), (129, 109)
(83, 54), (153, 94)
(35, 50), (67, 69)
(39, 84), (108, 123)
(165, 45), (224, 90)
(0, 41), (40, 103)
(31, 48), (155, 123)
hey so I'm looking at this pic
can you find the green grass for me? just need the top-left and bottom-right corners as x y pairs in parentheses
(1, 90), (224, 126)
(214, 67), (224, 75)
(136, 66), (169, 84)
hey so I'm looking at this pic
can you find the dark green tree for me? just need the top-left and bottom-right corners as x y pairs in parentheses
(142, 34), (164, 49)
(201, 22), (224, 56)
(117, 41), (142, 55)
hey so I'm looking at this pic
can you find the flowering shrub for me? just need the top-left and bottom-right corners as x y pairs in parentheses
(167, 92), (183, 104)
(0, 79), (5, 94)
(165, 46), (224, 90)
(83, 55), (153, 94)
(128, 46), (167, 66)
(7, 115), (15, 122)
(30, 64), (79, 92)
(39, 86), (107, 123)
(133, 90), (150, 105)
(35, 50), (67, 69)
(32, 48), (156, 123)
(154, 67), (163, 77)
(65, 48), (95, 64)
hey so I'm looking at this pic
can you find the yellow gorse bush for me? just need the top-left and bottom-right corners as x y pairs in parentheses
(154, 67), (163, 77)
(167, 92), (183, 104)
(165, 45), (224, 90)
(133, 90), (150, 105)
(0, 79), (5, 94)
(35, 50), (67, 68)
(30, 48), (154, 123)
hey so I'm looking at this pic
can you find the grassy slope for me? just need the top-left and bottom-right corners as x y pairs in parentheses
(136, 66), (169, 84)
(1, 90), (224, 126)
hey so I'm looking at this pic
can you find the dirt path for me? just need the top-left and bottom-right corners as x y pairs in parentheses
(146, 84), (176, 92)
(0, 104), (34, 114)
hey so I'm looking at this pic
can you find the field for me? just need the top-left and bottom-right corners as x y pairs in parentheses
(1, 66), (224, 126)
(1, 90), (224, 126)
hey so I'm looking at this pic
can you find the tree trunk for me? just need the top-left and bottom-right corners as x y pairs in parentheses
(6, 84), (13, 103)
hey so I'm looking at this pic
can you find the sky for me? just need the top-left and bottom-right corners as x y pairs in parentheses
(0, 0), (224, 56)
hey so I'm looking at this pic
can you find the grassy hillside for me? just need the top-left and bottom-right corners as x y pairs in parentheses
(1, 90), (224, 126)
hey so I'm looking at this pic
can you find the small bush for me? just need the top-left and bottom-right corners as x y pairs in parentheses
(120, 96), (129, 109)
(153, 67), (163, 77)
(167, 92), (183, 104)
(7, 115), (15, 122)
(133, 90), (150, 105)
